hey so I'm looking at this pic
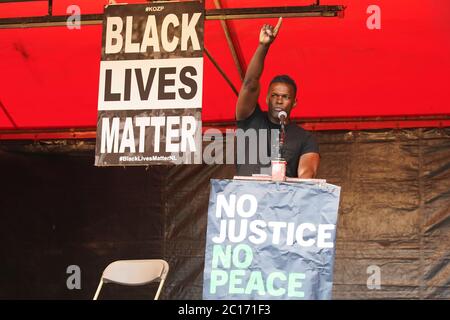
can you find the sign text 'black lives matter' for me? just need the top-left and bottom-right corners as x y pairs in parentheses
(95, 1), (204, 166)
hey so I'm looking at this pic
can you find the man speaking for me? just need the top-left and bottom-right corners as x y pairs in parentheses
(235, 18), (320, 178)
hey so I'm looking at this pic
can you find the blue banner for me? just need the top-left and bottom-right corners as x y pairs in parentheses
(203, 179), (341, 300)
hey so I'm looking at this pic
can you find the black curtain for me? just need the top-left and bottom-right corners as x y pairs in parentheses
(0, 128), (448, 299)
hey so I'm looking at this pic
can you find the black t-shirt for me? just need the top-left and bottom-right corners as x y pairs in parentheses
(236, 104), (319, 177)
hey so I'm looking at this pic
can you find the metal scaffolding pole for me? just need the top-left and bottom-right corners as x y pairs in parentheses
(0, 4), (345, 29)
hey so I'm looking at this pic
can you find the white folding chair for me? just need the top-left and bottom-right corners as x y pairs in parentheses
(93, 259), (169, 300)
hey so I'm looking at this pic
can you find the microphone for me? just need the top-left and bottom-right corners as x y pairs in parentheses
(273, 110), (288, 181)
(278, 111), (287, 124)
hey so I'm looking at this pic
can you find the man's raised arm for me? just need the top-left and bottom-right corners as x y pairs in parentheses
(235, 18), (282, 121)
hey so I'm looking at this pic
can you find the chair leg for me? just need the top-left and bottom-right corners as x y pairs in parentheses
(154, 279), (166, 300)
(93, 279), (104, 300)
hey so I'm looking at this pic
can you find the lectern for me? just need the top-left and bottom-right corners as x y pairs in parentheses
(202, 165), (341, 300)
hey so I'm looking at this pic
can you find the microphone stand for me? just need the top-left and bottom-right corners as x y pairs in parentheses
(272, 115), (287, 182)
(279, 119), (285, 159)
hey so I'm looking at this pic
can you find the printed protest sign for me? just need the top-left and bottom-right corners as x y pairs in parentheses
(95, 1), (204, 166)
(203, 179), (341, 300)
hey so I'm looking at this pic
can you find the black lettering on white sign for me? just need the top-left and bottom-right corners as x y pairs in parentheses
(95, 1), (204, 166)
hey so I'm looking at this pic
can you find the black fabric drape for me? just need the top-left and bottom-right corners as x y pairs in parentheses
(0, 128), (448, 299)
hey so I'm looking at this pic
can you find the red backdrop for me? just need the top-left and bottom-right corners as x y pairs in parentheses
(0, 0), (449, 130)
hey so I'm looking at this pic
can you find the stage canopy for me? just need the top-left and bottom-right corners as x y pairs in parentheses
(0, 0), (449, 132)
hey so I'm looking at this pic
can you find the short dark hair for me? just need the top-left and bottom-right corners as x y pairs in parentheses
(269, 75), (297, 96)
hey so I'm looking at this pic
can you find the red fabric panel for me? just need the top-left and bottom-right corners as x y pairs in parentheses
(0, 0), (449, 130)
(51, 0), (150, 15)
(0, 26), (101, 129)
(0, 2), (48, 18)
(224, 0), (450, 119)
(203, 20), (242, 121)
(0, 103), (14, 129)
